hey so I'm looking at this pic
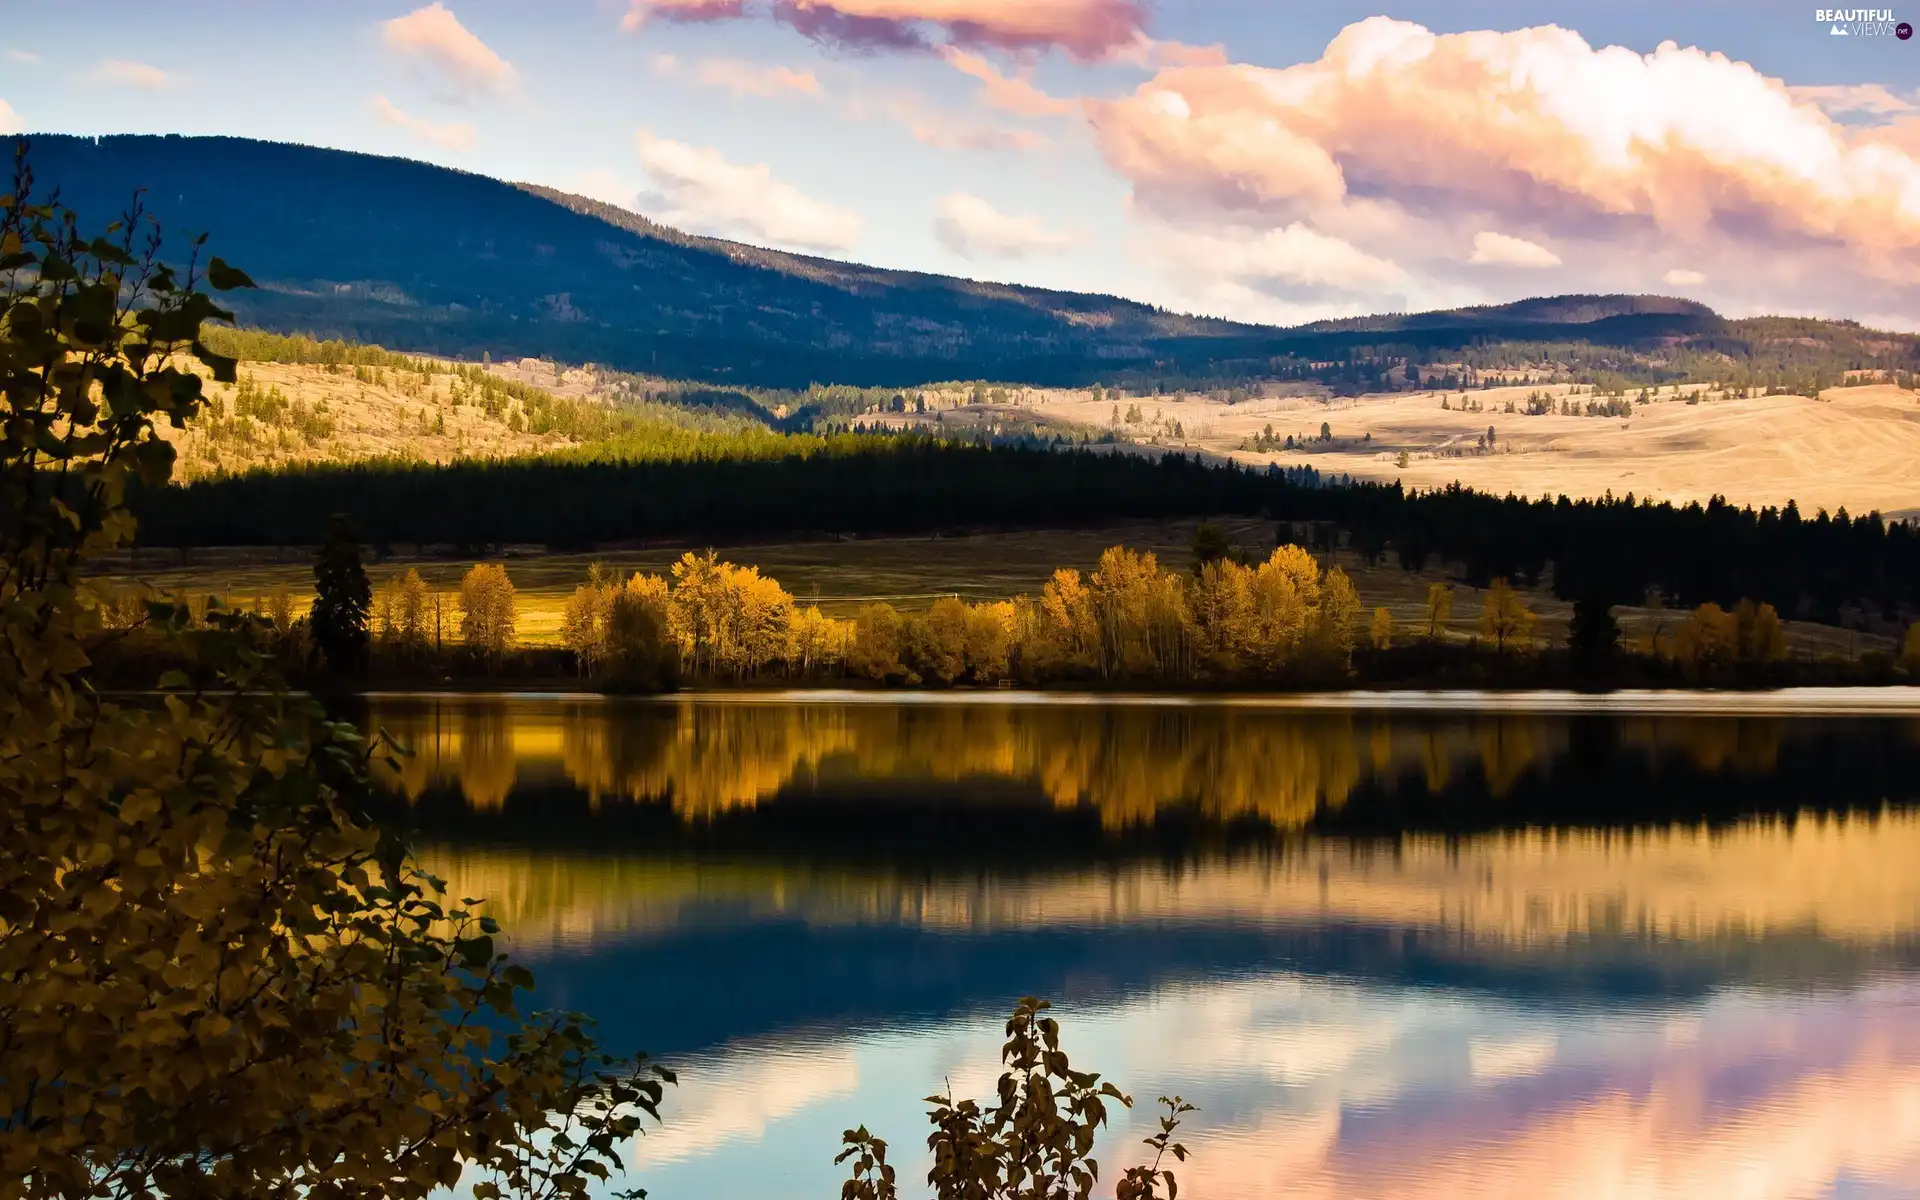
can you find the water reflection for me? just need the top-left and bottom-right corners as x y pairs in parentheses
(369, 694), (1918, 832)
(361, 694), (1920, 1199)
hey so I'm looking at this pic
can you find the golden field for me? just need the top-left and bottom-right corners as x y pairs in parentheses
(893, 382), (1920, 521)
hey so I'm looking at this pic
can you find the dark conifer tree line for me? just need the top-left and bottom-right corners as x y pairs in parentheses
(129, 440), (1919, 624)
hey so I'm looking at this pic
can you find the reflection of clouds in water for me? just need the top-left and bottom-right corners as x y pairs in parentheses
(628, 977), (1920, 1199)
(634, 1045), (859, 1169)
(1470, 1035), (1557, 1080)
(1170, 979), (1920, 1200)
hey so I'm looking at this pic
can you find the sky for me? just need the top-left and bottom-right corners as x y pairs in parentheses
(5, 1), (1920, 328)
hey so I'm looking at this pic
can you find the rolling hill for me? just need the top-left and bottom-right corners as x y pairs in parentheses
(19, 134), (1920, 390)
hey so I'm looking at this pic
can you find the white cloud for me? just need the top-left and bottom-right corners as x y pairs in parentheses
(566, 168), (640, 209)
(1663, 268), (1707, 286)
(1085, 17), (1920, 319)
(382, 3), (517, 99)
(933, 193), (1074, 259)
(84, 59), (171, 89)
(634, 130), (862, 252)
(371, 94), (476, 153)
(0, 99), (18, 134)
(1149, 224), (1407, 293)
(1469, 231), (1562, 268)
(5, 49), (39, 65)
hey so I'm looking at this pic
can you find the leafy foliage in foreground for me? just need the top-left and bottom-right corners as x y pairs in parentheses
(0, 147), (668, 1199)
(838, 998), (1194, 1200)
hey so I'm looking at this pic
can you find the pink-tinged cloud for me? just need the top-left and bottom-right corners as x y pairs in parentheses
(839, 93), (1046, 153)
(381, 3), (517, 98)
(622, 0), (746, 32)
(634, 130), (863, 252)
(83, 59), (172, 90)
(371, 94), (476, 153)
(1169, 993), (1920, 1200)
(941, 49), (1073, 117)
(625, 0), (1147, 59)
(0, 99), (17, 134)
(655, 54), (823, 99)
(933, 193), (1074, 259)
(1469, 230), (1562, 268)
(1088, 17), (1920, 307)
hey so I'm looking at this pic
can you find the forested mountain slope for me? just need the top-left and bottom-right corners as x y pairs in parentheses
(22, 135), (1920, 389)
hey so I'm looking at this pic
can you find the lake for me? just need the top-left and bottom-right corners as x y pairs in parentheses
(362, 690), (1920, 1199)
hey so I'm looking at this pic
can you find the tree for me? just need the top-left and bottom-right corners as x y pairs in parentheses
(1674, 602), (1739, 670)
(837, 999), (1193, 1200)
(0, 152), (665, 1198)
(1734, 599), (1787, 664)
(1423, 583), (1453, 640)
(913, 596), (970, 685)
(1567, 592), (1620, 672)
(1479, 578), (1536, 652)
(848, 602), (906, 681)
(1190, 521), (1232, 574)
(459, 562), (518, 659)
(1903, 623), (1920, 674)
(310, 513), (370, 672)
(1369, 606), (1394, 650)
(375, 567), (431, 654)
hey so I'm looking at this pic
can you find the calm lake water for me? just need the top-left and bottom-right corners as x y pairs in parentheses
(362, 691), (1920, 1200)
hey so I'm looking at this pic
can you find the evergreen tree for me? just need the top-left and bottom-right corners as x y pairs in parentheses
(310, 513), (371, 672)
(1567, 592), (1620, 672)
(1190, 522), (1232, 575)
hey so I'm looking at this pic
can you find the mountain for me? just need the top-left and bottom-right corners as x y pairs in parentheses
(19, 135), (1917, 389)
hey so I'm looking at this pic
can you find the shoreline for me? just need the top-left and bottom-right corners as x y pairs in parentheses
(351, 683), (1920, 715)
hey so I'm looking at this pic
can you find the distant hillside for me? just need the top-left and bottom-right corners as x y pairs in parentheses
(23, 134), (1256, 388)
(20, 135), (1920, 389)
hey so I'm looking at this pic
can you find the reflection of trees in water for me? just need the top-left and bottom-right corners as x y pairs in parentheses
(1618, 717), (1784, 775)
(366, 700), (1910, 833)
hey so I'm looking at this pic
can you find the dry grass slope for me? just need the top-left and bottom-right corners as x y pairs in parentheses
(873, 381), (1920, 520)
(162, 360), (576, 478)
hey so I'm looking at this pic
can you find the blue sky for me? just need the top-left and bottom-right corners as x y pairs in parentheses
(6, 1), (1919, 326)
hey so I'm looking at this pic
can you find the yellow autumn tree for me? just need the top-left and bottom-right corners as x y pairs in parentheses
(458, 562), (517, 658)
(1087, 547), (1190, 681)
(1903, 623), (1920, 674)
(1424, 583), (1453, 640)
(848, 602), (906, 681)
(667, 551), (795, 680)
(913, 596), (972, 685)
(1312, 566), (1362, 666)
(1189, 557), (1255, 674)
(1033, 567), (1099, 678)
(1369, 606), (1394, 651)
(965, 600), (1016, 683)
(788, 605), (851, 676)
(1674, 602), (1740, 670)
(1734, 599), (1787, 663)
(1478, 578), (1536, 652)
